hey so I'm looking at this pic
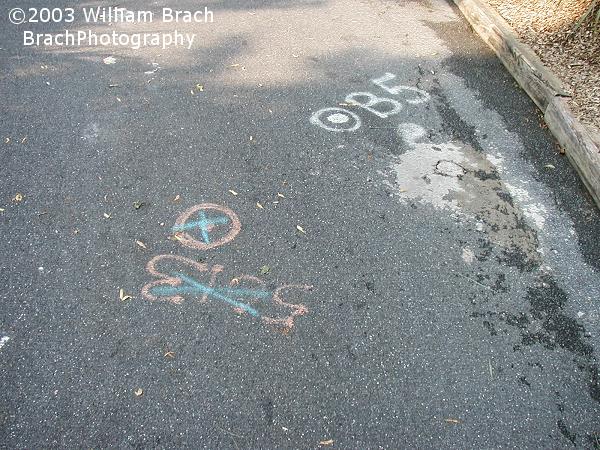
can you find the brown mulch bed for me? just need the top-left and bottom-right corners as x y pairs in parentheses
(484, 0), (600, 131)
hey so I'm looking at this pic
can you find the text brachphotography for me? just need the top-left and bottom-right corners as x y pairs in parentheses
(23, 29), (196, 50)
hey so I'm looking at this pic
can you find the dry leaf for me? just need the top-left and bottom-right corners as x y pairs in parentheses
(296, 225), (305, 234)
(277, 193), (285, 198)
(119, 288), (132, 301)
(173, 194), (181, 202)
(135, 240), (147, 249)
(444, 418), (462, 424)
(21, 137), (27, 144)
(4, 137), (10, 144)
(249, 135), (253, 141)
(319, 439), (334, 446)
(164, 351), (175, 358)
(0, 208), (4, 212)
(134, 388), (143, 397)
(103, 213), (111, 219)
(256, 202), (264, 209)
(229, 63), (240, 67)
(12, 193), (23, 203)
(195, 84), (204, 91)
(228, 189), (238, 196)
(259, 265), (270, 275)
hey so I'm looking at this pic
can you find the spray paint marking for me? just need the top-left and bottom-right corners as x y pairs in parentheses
(310, 107), (361, 132)
(310, 72), (430, 132)
(142, 254), (312, 332)
(172, 203), (241, 250)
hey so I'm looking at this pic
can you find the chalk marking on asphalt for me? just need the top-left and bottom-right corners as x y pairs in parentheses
(310, 107), (361, 132)
(345, 92), (403, 119)
(371, 72), (431, 104)
(171, 203), (241, 250)
(141, 252), (312, 332)
(171, 272), (261, 317)
(309, 72), (431, 132)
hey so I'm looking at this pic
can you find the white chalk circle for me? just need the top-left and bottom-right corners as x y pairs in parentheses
(310, 107), (361, 132)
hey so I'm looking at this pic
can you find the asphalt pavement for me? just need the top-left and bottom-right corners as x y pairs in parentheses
(1, 0), (600, 448)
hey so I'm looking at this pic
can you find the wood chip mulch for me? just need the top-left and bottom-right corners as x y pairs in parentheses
(484, 0), (599, 131)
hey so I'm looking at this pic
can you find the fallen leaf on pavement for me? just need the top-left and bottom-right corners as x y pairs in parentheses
(135, 240), (147, 249)
(0, 208), (4, 212)
(173, 194), (181, 202)
(277, 193), (285, 198)
(4, 138), (10, 144)
(195, 84), (204, 91)
(164, 351), (175, 358)
(103, 213), (112, 219)
(133, 201), (144, 210)
(544, 164), (556, 170)
(256, 202), (264, 209)
(12, 193), (23, 203)
(103, 56), (116, 65)
(228, 189), (238, 196)
(296, 225), (305, 234)
(259, 265), (270, 275)
(444, 418), (462, 424)
(319, 439), (334, 446)
(119, 288), (132, 302)
(134, 388), (143, 397)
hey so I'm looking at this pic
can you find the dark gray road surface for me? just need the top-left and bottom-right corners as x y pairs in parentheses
(1, 0), (600, 447)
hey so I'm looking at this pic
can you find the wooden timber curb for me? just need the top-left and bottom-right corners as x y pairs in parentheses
(452, 0), (600, 209)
